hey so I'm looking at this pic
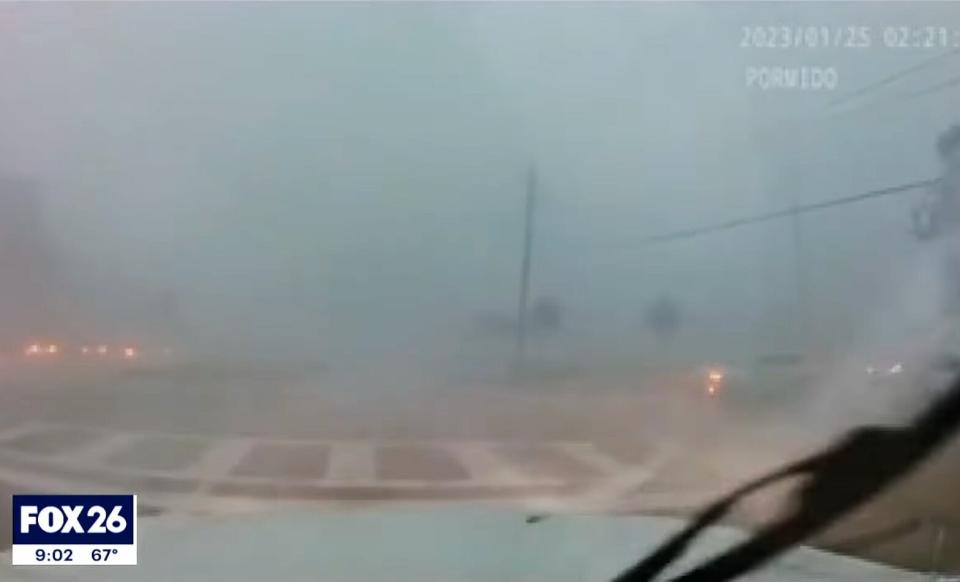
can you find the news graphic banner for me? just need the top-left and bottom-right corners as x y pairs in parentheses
(11, 494), (137, 566)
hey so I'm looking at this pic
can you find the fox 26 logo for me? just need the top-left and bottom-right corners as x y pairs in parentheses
(13, 495), (135, 545)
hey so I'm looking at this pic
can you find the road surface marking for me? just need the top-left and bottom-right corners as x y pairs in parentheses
(553, 443), (625, 475)
(0, 421), (640, 502)
(188, 437), (255, 480)
(445, 442), (529, 484)
(524, 445), (675, 515)
(53, 431), (142, 464)
(0, 422), (47, 444)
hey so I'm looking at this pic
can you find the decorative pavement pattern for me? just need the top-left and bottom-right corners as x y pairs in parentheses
(0, 421), (703, 516)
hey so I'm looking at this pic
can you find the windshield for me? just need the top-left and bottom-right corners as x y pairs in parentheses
(1, 1), (959, 580)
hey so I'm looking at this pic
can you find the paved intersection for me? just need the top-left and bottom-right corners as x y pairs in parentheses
(0, 420), (697, 515)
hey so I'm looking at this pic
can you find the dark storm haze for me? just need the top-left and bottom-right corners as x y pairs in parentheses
(1, 1), (958, 389)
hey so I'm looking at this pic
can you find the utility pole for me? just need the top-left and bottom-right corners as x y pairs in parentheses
(515, 164), (537, 370)
(790, 202), (810, 355)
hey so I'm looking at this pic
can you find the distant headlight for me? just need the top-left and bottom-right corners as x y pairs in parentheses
(23, 343), (60, 357)
(123, 347), (138, 359)
(865, 363), (903, 376)
(705, 368), (726, 396)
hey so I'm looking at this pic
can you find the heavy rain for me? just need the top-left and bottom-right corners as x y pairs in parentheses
(1, 2), (959, 579)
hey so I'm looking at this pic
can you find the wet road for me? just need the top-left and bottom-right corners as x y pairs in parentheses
(0, 363), (726, 504)
(1, 361), (958, 572)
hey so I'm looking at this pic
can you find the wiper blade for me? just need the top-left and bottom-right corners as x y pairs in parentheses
(613, 368), (960, 581)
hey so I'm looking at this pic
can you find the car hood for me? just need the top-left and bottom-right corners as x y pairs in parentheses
(4, 505), (924, 581)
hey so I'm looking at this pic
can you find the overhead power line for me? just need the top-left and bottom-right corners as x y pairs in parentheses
(640, 178), (936, 246)
(828, 47), (960, 109)
(908, 71), (960, 99)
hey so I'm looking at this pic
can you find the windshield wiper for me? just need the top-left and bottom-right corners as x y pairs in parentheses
(613, 369), (960, 581)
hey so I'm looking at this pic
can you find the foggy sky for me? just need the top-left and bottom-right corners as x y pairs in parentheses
(2, 2), (959, 364)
